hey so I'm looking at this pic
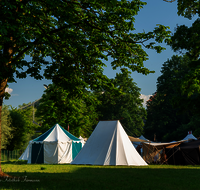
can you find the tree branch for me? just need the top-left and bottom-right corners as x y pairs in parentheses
(163, 0), (175, 2)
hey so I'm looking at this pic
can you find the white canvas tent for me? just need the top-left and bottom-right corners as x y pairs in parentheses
(79, 136), (86, 146)
(71, 120), (147, 166)
(19, 124), (83, 164)
(183, 131), (197, 141)
(19, 141), (32, 160)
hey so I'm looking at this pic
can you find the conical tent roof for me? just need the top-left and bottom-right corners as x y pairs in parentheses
(33, 124), (80, 142)
(139, 135), (150, 141)
(183, 131), (197, 141)
(71, 120), (147, 166)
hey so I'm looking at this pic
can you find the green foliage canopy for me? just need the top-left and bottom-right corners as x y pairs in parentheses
(144, 55), (195, 142)
(157, 0), (200, 141)
(176, 0), (200, 19)
(0, 0), (171, 143)
(0, 0), (171, 172)
(0, 0), (171, 90)
(96, 69), (146, 136)
(36, 84), (99, 137)
(144, 55), (200, 141)
(166, 0), (200, 116)
(7, 104), (39, 150)
(163, 0), (200, 19)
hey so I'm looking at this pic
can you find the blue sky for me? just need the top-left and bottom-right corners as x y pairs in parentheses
(4, 0), (196, 108)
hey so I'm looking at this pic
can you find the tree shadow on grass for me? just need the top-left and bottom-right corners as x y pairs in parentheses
(1, 160), (28, 165)
(0, 166), (200, 190)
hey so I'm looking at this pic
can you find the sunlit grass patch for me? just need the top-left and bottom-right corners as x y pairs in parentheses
(1, 160), (200, 190)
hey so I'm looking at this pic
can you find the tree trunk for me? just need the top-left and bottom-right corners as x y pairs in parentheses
(0, 78), (9, 177)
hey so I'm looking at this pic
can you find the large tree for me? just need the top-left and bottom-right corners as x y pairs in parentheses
(96, 69), (146, 136)
(36, 84), (98, 137)
(144, 0), (200, 142)
(170, 19), (200, 112)
(0, 0), (171, 175)
(144, 55), (194, 142)
(164, 0), (200, 116)
(6, 104), (39, 151)
(163, 0), (200, 19)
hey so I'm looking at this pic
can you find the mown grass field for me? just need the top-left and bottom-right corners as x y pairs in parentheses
(1, 160), (200, 190)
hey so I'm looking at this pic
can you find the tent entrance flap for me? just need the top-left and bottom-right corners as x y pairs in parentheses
(72, 142), (82, 159)
(142, 141), (184, 164)
(31, 143), (44, 164)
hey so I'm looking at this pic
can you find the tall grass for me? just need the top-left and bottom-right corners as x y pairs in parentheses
(1, 161), (200, 190)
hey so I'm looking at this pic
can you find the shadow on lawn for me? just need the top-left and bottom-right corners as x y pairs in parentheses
(0, 165), (200, 190)
(1, 160), (28, 165)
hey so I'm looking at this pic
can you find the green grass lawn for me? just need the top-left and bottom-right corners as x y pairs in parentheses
(1, 160), (200, 190)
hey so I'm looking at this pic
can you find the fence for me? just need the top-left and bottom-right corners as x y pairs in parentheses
(1, 150), (22, 161)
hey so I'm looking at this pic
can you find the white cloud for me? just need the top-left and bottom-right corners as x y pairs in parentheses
(140, 94), (151, 108)
(5, 87), (13, 94)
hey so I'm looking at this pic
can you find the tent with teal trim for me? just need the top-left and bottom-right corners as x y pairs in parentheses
(21, 124), (84, 164)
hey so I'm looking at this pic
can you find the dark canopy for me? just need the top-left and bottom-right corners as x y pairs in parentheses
(166, 139), (200, 165)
